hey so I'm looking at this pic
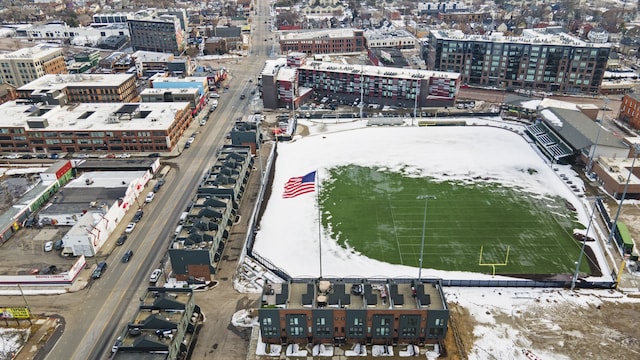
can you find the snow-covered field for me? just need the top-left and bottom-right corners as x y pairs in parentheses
(247, 117), (640, 359)
(253, 118), (602, 280)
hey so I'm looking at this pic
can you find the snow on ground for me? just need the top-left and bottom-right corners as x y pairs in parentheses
(445, 286), (640, 360)
(241, 118), (640, 359)
(253, 118), (591, 279)
(0, 327), (28, 358)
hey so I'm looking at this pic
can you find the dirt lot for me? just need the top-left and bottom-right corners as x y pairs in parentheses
(445, 292), (640, 360)
(0, 227), (77, 276)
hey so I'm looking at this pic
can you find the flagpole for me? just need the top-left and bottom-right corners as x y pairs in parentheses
(317, 170), (323, 278)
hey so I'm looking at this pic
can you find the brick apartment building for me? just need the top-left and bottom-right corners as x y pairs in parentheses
(279, 29), (364, 55)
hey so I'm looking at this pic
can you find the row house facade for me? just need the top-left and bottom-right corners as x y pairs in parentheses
(169, 146), (253, 280)
(259, 278), (449, 347)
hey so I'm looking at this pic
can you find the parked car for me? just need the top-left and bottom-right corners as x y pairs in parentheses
(149, 268), (163, 283)
(121, 250), (133, 263)
(200, 119), (207, 126)
(5, 153), (20, 159)
(133, 209), (144, 222)
(111, 337), (122, 353)
(44, 241), (53, 252)
(91, 262), (108, 279)
(115, 153), (131, 158)
(148, 153), (160, 158)
(36, 153), (48, 159)
(53, 239), (64, 250)
(124, 222), (136, 233)
(116, 234), (127, 246)
(21, 154), (34, 159)
(209, 93), (220, 98)
(145, 192), (155, 203)
(49, 153), (59, 159)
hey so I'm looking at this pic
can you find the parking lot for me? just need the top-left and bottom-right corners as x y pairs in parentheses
(0, 226), (78, 276)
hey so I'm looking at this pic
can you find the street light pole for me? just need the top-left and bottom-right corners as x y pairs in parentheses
(605, 144), (640, 245)
(413, 83), (420, 126)
(417, 195), (436, 281)
(571, 197), (599, 290)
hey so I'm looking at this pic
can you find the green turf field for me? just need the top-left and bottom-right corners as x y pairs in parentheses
(320, 165), (589, 275)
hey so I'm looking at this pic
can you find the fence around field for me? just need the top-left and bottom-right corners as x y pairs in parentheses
(239, 141), (618, 289)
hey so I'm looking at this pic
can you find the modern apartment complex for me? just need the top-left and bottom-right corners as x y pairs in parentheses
(261, 56), (460, 109)
(258, 278), (449, 346)
(279, 29), (365, 55)
(426, 27), (611, 94)
(16, 73), (139, 104)
(127, 11), (186, 55)
(0, 101), (192, 153)
(0, 44), (67, 87)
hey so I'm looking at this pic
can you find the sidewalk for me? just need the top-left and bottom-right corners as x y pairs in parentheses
(14, 315), (64, 360)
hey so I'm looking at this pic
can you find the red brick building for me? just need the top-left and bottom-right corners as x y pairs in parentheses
(619, 93), (640, 130)
(279, 28), (364, 55)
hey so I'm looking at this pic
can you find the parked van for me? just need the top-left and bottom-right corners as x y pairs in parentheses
(179, 212), (188, 225)
(174, 225), (183, 236)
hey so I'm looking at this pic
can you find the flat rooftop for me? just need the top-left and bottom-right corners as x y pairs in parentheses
(0, 44), (61, 60)
(280, 28), (359, 41)
(140, 88), (199, 95)
(431, 27), (610, 48)
(0, 101), (190, 132)
(18, 73), (135, 91)
(301, 61), (460, 80)
(262, 278), (445, 311)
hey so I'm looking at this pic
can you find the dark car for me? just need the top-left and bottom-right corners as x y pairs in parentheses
(153, 183), (161, 192)
(21, 154), (34, 159)
(122, 250), (133, 263)
(116, 234), (127, 246)
(36, 153), (48, 159)
(50, 153), (59, 159)
(53, 239), (64, 250)
(133, 209), (144, 222)
(91, 262), (107, 279)
(148, 153), (160, 158)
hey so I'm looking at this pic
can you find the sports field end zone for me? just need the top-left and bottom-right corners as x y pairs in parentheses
(253, 125), (595, 279)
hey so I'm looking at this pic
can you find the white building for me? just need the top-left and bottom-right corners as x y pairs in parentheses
(60, 171), (151, 257)
(14, 23), (129, 45)
(363, 27), (416, 49)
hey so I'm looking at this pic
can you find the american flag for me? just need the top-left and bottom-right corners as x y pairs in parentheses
(283, 171), (316, 198)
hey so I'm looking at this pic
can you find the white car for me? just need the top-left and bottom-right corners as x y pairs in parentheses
(209, 93), (220, 99)
(125, 222), (136, 233)
(116, 153), (131, 158)
(200, 119), (207, 126)
(5, 153), (20, 159)
(145, 192), (155, 203)
(149, 268), (162, 283)
(44, 241), (53, 252)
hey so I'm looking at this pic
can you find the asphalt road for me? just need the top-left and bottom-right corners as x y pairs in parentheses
(45, 6), (270, 359)
(2, 22), (269, 360)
